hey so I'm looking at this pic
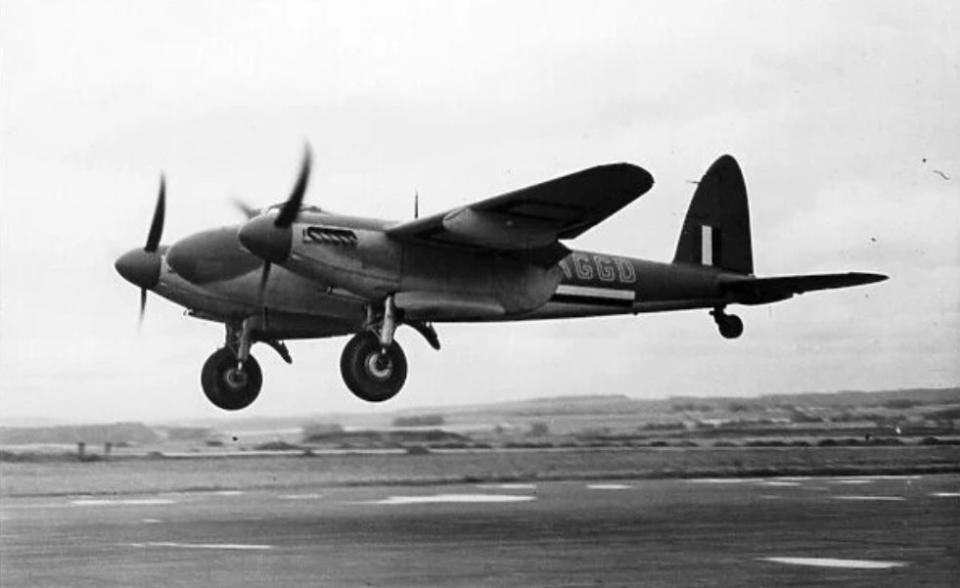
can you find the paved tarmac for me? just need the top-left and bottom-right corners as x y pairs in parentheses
(2, 475), (957, 587)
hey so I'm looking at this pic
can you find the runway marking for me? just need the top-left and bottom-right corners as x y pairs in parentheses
(479, 484), (537, 490)
(830, 480), (873, 485)
(931, 492), (960, 497)
(587, 484), (631, 490)
(141, 518), (162, 524)
(835, 475), (922, 480)
(131, 542), (273, 551)
(368, 494), (536, 505)
(71, 498), (177, 506)
(212, 490), (244, 496)
(834, 496), (906, 502)
(688, 478), (755, 484)
(758, 481), (800, 487)
(761, 557), (907, 569)
(278, 493), (324, 500)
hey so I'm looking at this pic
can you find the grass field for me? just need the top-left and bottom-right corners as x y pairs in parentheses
(2, 445), (958, 497)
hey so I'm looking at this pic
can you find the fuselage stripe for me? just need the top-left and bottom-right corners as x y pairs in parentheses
(555, 284), (635, 300)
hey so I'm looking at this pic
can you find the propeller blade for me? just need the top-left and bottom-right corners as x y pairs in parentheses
(257, 261), (272, 306)
(275, 144), (313, 228)
(138, 288), (147, 328)
(145, 175), (166, 252)
(414, 191), (419, 219)
(231, 197), (259, 219)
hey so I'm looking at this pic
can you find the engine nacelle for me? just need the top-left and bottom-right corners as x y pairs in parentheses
(288, 224), (401, 299)
(288, 222), (560, 319)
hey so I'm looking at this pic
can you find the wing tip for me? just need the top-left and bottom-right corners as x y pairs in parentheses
(850, 272), (889, 285)
(603, 162), (655, 192)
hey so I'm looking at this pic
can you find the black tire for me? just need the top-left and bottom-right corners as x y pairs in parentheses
(718, 315), (744, 339)
(201, 348), (263, 411)
(340, 332), (407, 402)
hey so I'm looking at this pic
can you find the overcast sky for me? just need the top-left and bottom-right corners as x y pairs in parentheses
(1, 1), (957, 423)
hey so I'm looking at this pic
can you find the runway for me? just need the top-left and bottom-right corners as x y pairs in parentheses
(2, 475), (957, 587)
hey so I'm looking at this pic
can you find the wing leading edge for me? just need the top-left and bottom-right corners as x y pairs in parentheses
(386, 163), (654, 265)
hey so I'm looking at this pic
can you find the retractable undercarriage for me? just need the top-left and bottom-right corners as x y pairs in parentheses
(199, 295), (441, 410)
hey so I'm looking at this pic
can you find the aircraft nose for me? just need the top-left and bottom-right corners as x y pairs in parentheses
(238, 215), (292, 264)
(115, 248), (162, 290)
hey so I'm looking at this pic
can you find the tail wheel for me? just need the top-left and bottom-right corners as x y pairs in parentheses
(718, 314), (744, 339)
(340, 332), (407, 402)
(201, 347), (263, 410)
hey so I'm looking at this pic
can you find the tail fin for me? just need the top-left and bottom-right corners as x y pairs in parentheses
(673, 155), (753, 275)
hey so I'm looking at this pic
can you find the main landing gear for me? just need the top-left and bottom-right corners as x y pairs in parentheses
(341, 295), (408, 403)
(711, 306), (744, 339)
(201, 347), (262, 411)
(200, 318), (290, 411)
(199, 297), (438, 410)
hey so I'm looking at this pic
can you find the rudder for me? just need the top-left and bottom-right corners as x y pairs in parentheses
(673, 154), (753, 275)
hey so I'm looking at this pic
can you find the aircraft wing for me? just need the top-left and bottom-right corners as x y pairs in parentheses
(386, 163), (654, 265)
(726, 272), (888, 305)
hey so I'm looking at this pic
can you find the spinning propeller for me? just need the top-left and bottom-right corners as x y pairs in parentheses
(114, 176), (166, 327)
(237, 144), (313, 310)
(231, 197), (260, 220)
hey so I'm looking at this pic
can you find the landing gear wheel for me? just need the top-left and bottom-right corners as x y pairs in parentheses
(717, 314), (744, 339)
(340, 332), (407, 402)
(201, 348), (263, 410)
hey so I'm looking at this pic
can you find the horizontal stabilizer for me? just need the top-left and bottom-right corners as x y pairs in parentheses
(725, 272), (888, 305)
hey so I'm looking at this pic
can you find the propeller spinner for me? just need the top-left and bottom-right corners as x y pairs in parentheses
(115, 176), (166, 325)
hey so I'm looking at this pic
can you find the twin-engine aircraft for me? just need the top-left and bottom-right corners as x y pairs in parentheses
(115, 149), (886, 410)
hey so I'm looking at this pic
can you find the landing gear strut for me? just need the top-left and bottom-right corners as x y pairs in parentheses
(711, 306), (744, 339)
(200, 319), (264, 411)
(342, 295), (408, 402)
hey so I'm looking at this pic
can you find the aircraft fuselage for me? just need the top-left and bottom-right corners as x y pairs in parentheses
(158, 215), (741, 337)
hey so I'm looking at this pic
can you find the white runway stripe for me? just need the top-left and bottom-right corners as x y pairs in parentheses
(931, 492), (960, 497)
(587, 484), (631, 490)
(131, 542), (273, 550)
(71, 499), (176, 506)
(761, 557), (907, 569)
(368, 494), (536, 505)
(836, 475), (922, 480)
(278, 493), (324, 500)
(834, 496), (905, 502)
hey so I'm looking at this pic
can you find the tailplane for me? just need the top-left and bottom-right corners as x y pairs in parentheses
(724, 272), (888, 305)
(673, 155), (753, 275)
